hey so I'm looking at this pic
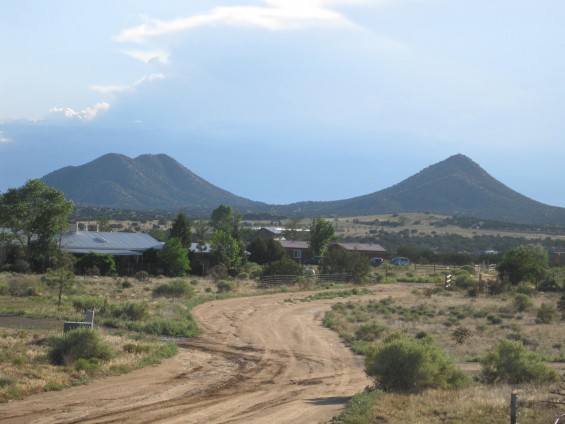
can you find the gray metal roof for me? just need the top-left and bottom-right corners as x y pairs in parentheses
(60, 231), (163, 253)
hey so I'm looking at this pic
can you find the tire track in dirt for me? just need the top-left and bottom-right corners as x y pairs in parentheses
(0, 288), (406, 423)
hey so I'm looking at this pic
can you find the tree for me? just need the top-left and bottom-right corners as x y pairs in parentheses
(211, 230), (243, 273)
(170, 212), (191, 247)
(283, 218), (305, 241)
(497, 244), (549, 286)
(320, 248), (370, 283)
(44, 252), (76, 306)
(159, 237), (190, 276)
(0, 179), (73, 271)
(308, 218), (336, 256)
(211, 204), (241, 239)
(247, 238), (286, 265)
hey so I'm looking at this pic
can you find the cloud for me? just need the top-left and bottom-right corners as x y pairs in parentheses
(48, 102), (110, 121)
(0, 131), (13, 143)
(122, 50), (170, 64)
(90, 73), (165, 95)
(115, 0), (367, 43)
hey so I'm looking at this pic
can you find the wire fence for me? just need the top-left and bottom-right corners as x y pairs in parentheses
(259, 273), (349, 288)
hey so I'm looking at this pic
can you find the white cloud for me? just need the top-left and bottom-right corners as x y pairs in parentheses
(90, 73), (165, 95)
(48, 102), (110, 121)
(0, 131), (13, 143)
(123, 50), (170, 64)
(115, 0), (369, 43)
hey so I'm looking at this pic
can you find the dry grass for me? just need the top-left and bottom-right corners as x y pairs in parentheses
(326, 280), (565, 423)
(0, 271), (266, 403)
(368, 384), (563, 423)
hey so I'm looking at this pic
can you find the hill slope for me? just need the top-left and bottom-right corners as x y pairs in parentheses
(41, 153), (268, 214)
(278, 154), (565, 225)
(41, 153), (565, 225)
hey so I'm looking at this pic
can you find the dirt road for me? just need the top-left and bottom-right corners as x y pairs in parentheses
(0, 287), (399, 424)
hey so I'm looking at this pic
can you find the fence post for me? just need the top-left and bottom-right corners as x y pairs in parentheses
(510, 392), (517, 424)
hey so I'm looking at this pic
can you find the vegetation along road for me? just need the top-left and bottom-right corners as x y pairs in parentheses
(0, 286), (411, 424)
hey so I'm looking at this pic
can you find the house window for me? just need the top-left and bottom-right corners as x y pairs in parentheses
(293, 249), (302, 259)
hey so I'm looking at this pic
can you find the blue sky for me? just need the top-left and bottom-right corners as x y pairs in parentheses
(1, 0), (564, 207)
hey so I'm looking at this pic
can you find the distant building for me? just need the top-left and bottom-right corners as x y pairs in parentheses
(252, 227), (284, 240)
(327, 242), (388, 259)
(279, 240), (312, 262)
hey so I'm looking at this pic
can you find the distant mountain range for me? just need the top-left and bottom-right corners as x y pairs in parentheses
(41, 153), (565, 226)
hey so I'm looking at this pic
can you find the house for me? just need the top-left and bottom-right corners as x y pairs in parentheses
(278, 240), (312, 263)
(60, 230), (163, 274)
(252, 227), (284, 240)
(327, 242), (388, 259)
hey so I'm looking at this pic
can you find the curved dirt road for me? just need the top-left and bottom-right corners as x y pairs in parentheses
(0, 288), (395, 424)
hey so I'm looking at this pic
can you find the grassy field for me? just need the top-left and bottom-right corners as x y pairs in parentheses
(325, 272), (565, 423)
(0, 271), (263, 403)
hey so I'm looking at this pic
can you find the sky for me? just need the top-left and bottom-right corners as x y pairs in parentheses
(1, 0), (565, 207)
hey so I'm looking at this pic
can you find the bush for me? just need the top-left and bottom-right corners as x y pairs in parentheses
(513, 294), (533, 312)
(536, 303), (557, 324)
(72, 295), (104, 313)
(262, 257), (303, 277)
(76, 253), (116, 276)
(110, 301), (149, 321)
(7, 278), (39, 297)
(216, 280), (236, 293)
(480, 339), (558, 384)
(134, 271), (150, 282)
(12, 259), (30, 274)
(354, 323), (388, 342)
(0, 281), (8, 296)
(452, 326), (472, 344)
(454, 271), (474, 289)
(152, 280), (194, 298)
(365, 336), (471, 392)
(47, 328), (114, 366)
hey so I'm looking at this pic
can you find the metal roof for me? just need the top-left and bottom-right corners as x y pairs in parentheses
(60, 231), (163, 253)
(64, 248), (143, 256)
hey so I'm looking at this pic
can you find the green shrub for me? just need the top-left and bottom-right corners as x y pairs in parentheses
(139, 319), (198, 337)
(110, 301), (149, 321)
(216, 280), (236, 293)
(48, 328), (114, 366)
(74, 357), (100, 372)
(365, 336), (471, 392)
(331, 389), (377, 424)
(513, 294), (533, 312)
(7, 279), (39, 297)
(76, 253), (116, 276)
(152, 280), (194, 298)
(0, 281), (8, 296)
(262, 257), (303, 277)
(72, 295), (104, 313)
(123, 343), (151, 354)
(515, 282), (535, 295)
(236, 272), (249, 280)
(134, 271), (150, 282)
(487, 314), (502, 325)
(454, 271), (474, 289)
(480, 339), (558, 384)
(12, 259), (30, 274)
(354, 323), (388, 342)
(0, 375), (15, 387)
(536, 303), (557, 324)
